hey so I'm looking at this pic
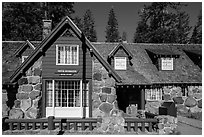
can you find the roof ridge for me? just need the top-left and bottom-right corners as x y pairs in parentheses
(10, 16), (122, 83)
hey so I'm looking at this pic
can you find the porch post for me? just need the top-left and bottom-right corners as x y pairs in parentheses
(82, 34), (86, 118)
(140, 88), (145, 110)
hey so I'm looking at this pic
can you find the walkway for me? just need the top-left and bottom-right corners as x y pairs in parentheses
(177, 116), (202, 135)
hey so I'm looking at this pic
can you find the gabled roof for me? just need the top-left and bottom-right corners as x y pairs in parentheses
(93, 43), (202, 85)
(108, 42), (133, 59)
(10, 16), (122, 83)
(14, 40), (36, 57)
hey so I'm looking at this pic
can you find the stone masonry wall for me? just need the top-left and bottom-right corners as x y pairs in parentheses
(2, 89), (9, 118)
(156, 115), (178, 135)
(145, 85), (202, 119)
(9, 57), (42, 119)
(92, 60), (125, 133)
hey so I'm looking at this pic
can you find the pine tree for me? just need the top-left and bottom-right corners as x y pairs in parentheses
(190, 10), (202, 44)
(175, 11), (191, 44)
(82, 9), (97, 42)
(2, 2), (75, 41)
(105, 7), (120, 42)
(73, 16), (83, 31)
(133, 2), (191, 43)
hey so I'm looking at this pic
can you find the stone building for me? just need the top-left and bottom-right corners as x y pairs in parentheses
(2, 16), (202, 121)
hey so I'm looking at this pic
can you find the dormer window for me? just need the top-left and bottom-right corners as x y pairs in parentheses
(161, 57), (174, 70)
(114, 57), (127, 70)
(146, 49), (179, 71)
(56, 45), (79, 65)
(108, 43), (133, 71)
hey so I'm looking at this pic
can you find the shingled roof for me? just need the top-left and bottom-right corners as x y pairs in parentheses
(14, 40), (36, 57)
(2, 41), (40, 85)
(9, 16), (122, 83)
(93, 43), (202, 85)
(2, 41), (202, 85)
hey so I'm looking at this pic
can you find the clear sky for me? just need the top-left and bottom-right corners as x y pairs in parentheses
(73, 2), (202, 42)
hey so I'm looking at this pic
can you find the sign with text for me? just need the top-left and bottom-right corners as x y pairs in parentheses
(161, 58), (173, 70)
(114, 57), (127, 70)
(55, 70), (78, 76)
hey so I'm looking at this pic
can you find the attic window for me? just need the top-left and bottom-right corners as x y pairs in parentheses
(114, 57), (127, 70)
(161, 58), (173, 70)
(56, 45), (79, 65)
(146, 49), (179, 71)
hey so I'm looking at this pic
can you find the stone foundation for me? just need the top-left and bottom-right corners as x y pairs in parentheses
(156, 115), (178, 135)
(9, 58), (42, 119)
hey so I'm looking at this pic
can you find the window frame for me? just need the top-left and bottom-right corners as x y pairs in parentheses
(161, 57), (174, 71)
(114, 56), (127, 70)
(56, 44), (79, 65)
(45, 79), (89, 108)
(145, 88), (163, 101)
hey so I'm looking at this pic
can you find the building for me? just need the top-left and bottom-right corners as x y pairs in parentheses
(2, 16), (202, 121)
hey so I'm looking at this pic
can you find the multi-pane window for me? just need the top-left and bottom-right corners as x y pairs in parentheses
(46, 81), (53, 107)
(146, 88), (162, 101)
(56, 45), (79, 65)
(55, 81), (80, 107)
(46, 80), (89, 108)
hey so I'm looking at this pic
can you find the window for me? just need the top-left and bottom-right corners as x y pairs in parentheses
(146, 88), (162, 101)
(46, 80), (89, 108)
(114, 57), (127, 70)
(161, 58), (174, 70)
(22, 56), (28, 63)
(56, 45), (79, 65)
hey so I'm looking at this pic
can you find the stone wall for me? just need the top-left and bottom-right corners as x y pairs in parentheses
(145, 85), (202, 119)
(92, 60), (125, 133)
(9, 58), (42, 119)
(2, 89), (10, 118)
(156, 115), (178, 135)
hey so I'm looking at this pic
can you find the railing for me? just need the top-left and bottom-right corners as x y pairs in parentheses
(124, 118), (158, 132)
(3, 117), (101, 131)
(3, 117), (159, 133)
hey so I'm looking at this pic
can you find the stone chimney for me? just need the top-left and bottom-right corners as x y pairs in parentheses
(42, 20), (52, 40)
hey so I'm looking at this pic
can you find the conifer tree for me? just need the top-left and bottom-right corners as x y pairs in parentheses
(190, 10), (202, 44)
(105, 7), (120, 42)
(133, 2), (191, 44)
(83, 9), (97, 42)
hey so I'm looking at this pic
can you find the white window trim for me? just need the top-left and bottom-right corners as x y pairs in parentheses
(161, 57), (174, 71)
(22, 56), (28, 63)
(56, 44), (79, 65)
(114, 57), (127, 70)
(146, 88), (163, 101)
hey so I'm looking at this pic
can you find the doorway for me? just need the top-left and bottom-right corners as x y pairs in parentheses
(116, 86), (142, 113)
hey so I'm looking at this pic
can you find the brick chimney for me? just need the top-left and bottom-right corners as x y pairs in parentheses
(42, 20), (52, 40)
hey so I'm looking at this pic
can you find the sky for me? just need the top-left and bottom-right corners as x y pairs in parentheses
(73, 2), (202, 42)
